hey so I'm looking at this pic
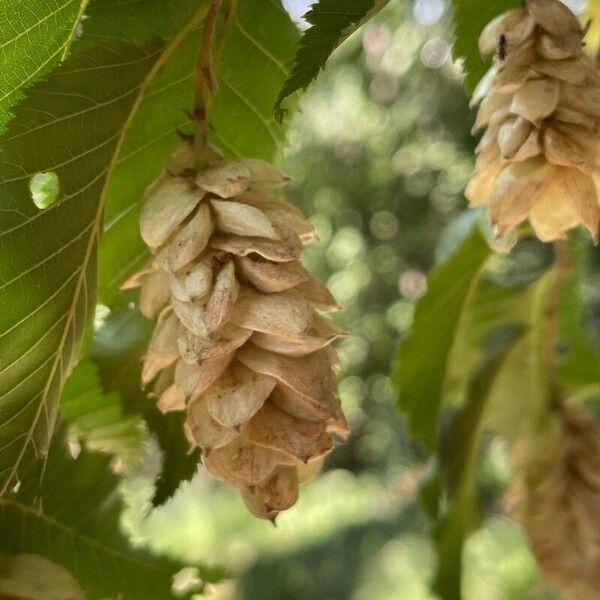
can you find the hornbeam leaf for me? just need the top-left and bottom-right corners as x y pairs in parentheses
(431, 340), (519, 600)
(393, 227), (492, 450)
(92, 296), (200, 506)
(0, 0), (88, 132)
(451, 0), (521, 93)
(0, 5), (212, 497)
(61, 360), (147, 469)
(0, 422), (199, 599)
(273, 0), (389, 121)
(431, 270), (553, 599)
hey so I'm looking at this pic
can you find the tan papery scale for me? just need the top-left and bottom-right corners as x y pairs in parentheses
(510, 405), (600, 600)
(127, 142), (348, 520)
(467, 0), (600, 251)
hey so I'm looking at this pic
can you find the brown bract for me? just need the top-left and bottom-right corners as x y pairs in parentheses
(130, 145), (348, 519)
(467, 0), (600, 251)
(512, 405), (600, 599)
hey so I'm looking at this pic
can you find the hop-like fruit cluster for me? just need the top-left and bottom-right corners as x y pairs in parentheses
(468, 0), (600, 250)
(125, 143), (348, 520)
(512, 405), (600, 599)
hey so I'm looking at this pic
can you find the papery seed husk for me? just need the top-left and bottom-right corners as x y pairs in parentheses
(174, 356), (232, 403)
(553, 107), (599, 131)
(536, 32), (581, 61)
(187, 395), (239, 451)
(241, 466), (299, 520)
(251, 313), (343, 357)
(473, 90), (511, 131)
(170, 260), (213, 302)
(203, 437), (298, 488)
(172, 297), (211, 337)
(561, 83), (600, 118)
(489, 157), (551, 234)
(526, 0), (582, 37)
(195, 160), (251, 198)
(561, 168), (600, 238)
(204, 261), (239, 332)
(465, 163), (503, 206)
(241, 159), (291, 188)
(157, 383), (185, 413)
(244, 401), (333, 463)
(230, 288), (313, 336)
(237, 345), (337, 417)
(211, 232), (302, 262)
(142, 308), (180, 385)
(510, 79), (559, 122)
(210, 199), (279, 240)
(543, 126), (595, 173)
(120, 263), (153, 290)
(513, 129), (542, 162)
(155, 203), (213, 273)
(236, 257), (311, 293)
(295, 278), (340, 312)
(270, 384), (330, 421)
(296, 457), (325, 483)
(528, 170), (580, 241)
(149, 363), (175, 398)
(204, 361), (276, 428)
(478, 9), (532, 56)
(177, 322), (252, 364)
(493, 63), (532, 94)
(532, 57), (594, 86)
(166, 142), (195, 176)
(140, 178), (204, 249)
(139, 270), (171, 319)
(498, 117), (534, 159)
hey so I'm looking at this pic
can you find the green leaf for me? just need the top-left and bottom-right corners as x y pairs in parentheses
(558, 235), (600, 390)
(273, 0), (388, 121)
(92, 297), (200, 506)
(98, 0), (298, 304)
(0, 39), (170, 497)
(432, 340), (519, 599)
(393, 227), (492, 450)
(431, 271), (554, 599)
(0, 0), (88, 132)
(451, 0), (520, 93)
(61, 360), (147, 469)
(0, 422), (194, 599)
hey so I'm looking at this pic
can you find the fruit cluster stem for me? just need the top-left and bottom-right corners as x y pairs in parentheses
(194, 0), (222, 169)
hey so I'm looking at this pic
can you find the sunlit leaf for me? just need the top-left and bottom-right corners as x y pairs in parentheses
(61, 360), (147, 469)
(274, 0), (388, 121)
(0, 39), (170, 497)
(0, 422), (199, 599)
(0, 0), (87, 132)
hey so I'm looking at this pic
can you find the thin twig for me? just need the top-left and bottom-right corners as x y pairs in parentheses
(194, 0), (223, 169)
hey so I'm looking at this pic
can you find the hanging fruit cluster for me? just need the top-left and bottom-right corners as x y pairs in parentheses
(124, 142), (348, 520)
(512, 404), (600, 599)
(467, 0), (600, 250)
